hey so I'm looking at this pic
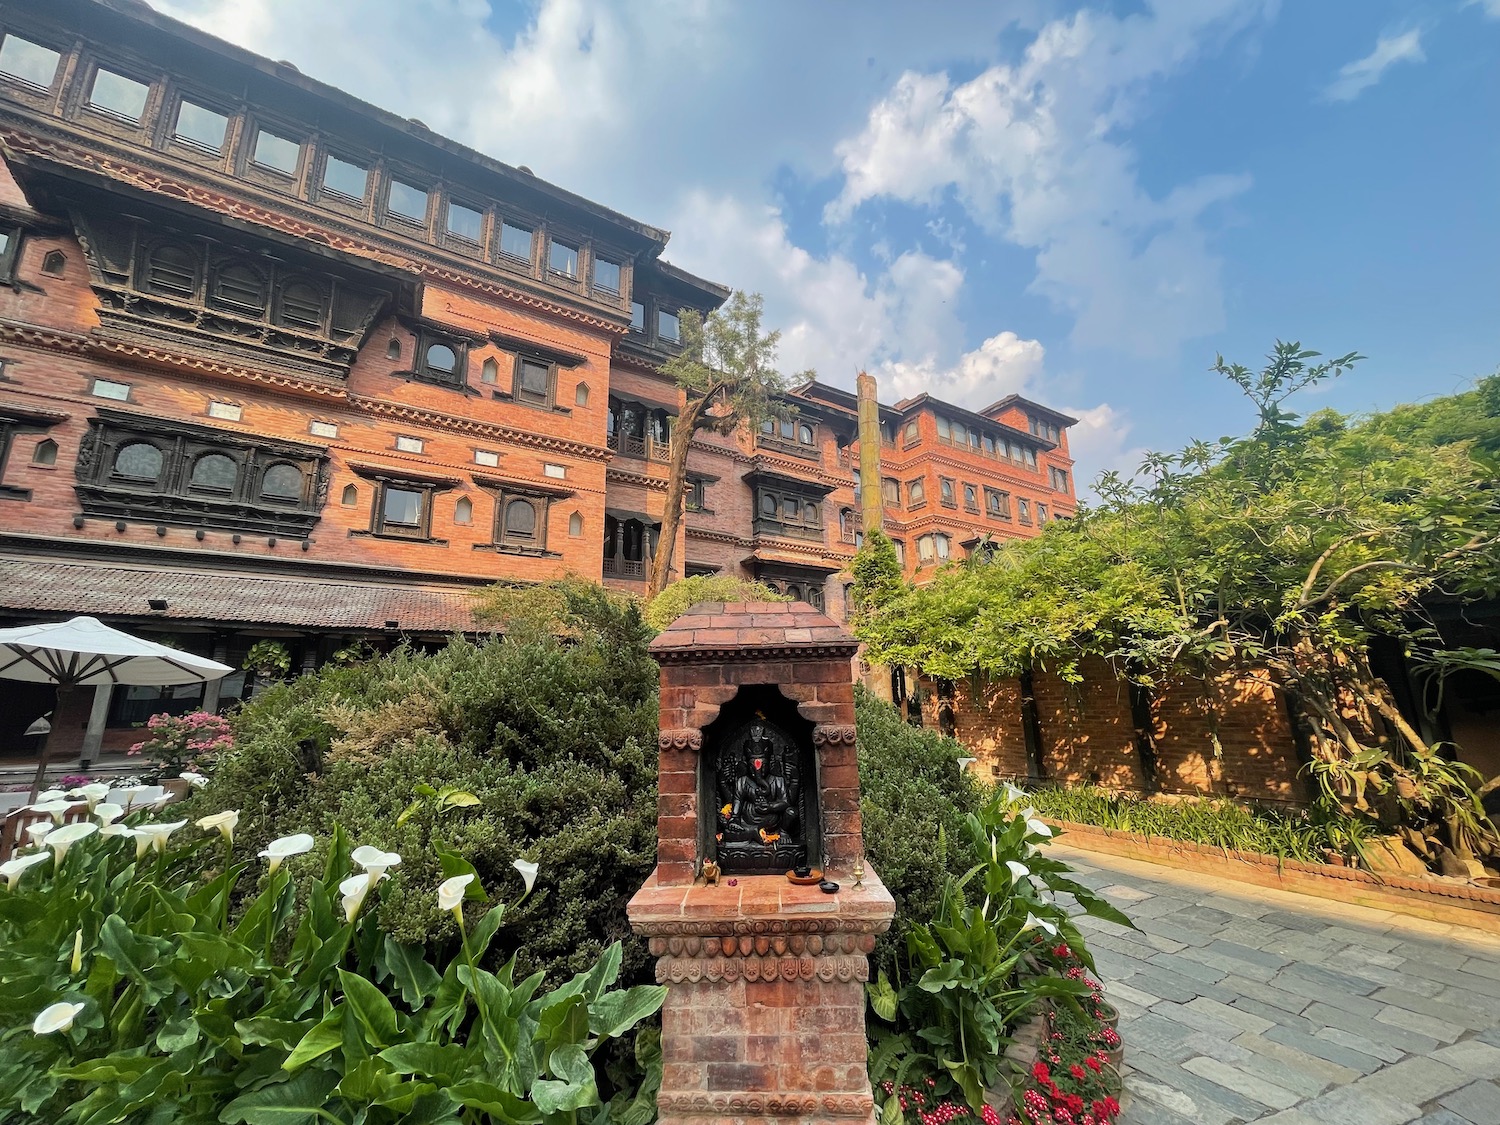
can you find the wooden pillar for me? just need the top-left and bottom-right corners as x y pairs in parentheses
(80, 684), (112, 766)
(202, 635), (229, 713)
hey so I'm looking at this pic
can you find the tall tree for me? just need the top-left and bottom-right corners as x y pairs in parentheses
(647, 292), (808, 596)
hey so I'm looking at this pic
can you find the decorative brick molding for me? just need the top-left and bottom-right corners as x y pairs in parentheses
(811, 725), (857, 746)
(655, 954), (871, 985)
(658, 729), (703, 753)
(655, 1092), (876, 1118)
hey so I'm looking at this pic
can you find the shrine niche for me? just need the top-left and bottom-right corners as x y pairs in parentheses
(702, 687), (818, 875)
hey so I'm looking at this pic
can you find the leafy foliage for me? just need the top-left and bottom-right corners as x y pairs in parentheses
(0, 819), (665, 1124)
(857, 346), (1500, 865)
(641, 575), (788, 633)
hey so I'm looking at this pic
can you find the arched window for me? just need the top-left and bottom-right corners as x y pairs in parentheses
(341, 483), (358, 506)
(454, 496), (473, 525)
(40, 250), (65, 277)
(426, 343), (458, 377)
(786, 584), (802, 601)
(798, 423), (813, 445)
(276, 279), (326, 331)
(760, 492), (777, 517)
(30, 439), (57, 466)
(504, 498), (536, 538)
(260, 463), (303, 501)
(803, 501), (818, 524)
(189, 453), (237, 492)
(575, 382), (590, 407)
(113, 442), (162, 481)
(144, 243), (197, 298)
(839, 508), (853, 536)
(808, 585), (823, 610)
(386, 338), (401, 360)
(568, 511), (583, 537)
(211, 260), (267, 314)
(481, 357), (498, 385)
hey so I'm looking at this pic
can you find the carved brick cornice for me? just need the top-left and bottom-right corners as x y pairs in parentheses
(648, 931), (874, 957)
(685, 526), (752, 548)
(812, 724), (857, 747)
(657, 729), (702, 753)
(652, 642), (859, 664)
(655, 953), (869, 985)
(348, 396), (613, 462)
(606, 466), (668, 491)
(0, 319), (90, 355)
(0, 125), (625, 335)
(656, 1093), (874, 1119)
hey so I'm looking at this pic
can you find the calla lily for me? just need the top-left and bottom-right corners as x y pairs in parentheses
(134, 820), (187, 856)
(24, 823), (51, 847)
(31, 800), (76, 824)
(513, 858), (539, 895)
(36, 789), (64, 802)
(195, 810), (239, 844)
(179, 771), (208, 789)
(46, 822), (98, 865)
(101, 823), (134, 840)
(259, 833), (315, 874)
(956, 756), (977, 773)
(1022, 912), (1059, 937)
(980, 894), (991, 918)
(32, 1001), (85, 1035)
(1025, 817), (1053, 839)
(94, 803), (124, 826)
(339, 872), (373, 923)
(0, 851), (49, 890)
(70, 929), (83, 974)
(351, 846), (402, 884)
(70, 783), (111, 810)
(989, 834), (998, 864)
(437, 873), (474, 914)
(1002, 782), (1026, 805)
(1005, 860), (1030, 882)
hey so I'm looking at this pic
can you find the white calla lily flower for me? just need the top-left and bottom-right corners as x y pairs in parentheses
(71, 929), (83, 974)
(36, 789), (65, 803)
(1005, 860), (1030, 883)
(513, 858), (539, 895)
(0, 851), (49, 890)
(134, 820), (187, 856)
(32, 1001), (85, 1035)
(72, 783), (111, 810)
(1002, 782), (1026, 805)
(259, 833), (315, 874)
(437, 874), (475, 914)
(989, 833), (997, 864)
(1022, 912), (1059, 937)
(31, 800), (76, 824)
(101, 823), (134, 840)
(339, 872), (373, 923)
(195, 810), (239, 844)
(46, 822), (98, 865)
(980, 894), (991, 919)
(94, 803), (124, 826)
(24, 822), (52, 848)
(1025, 817), (1053, 839)
(179, 771), (208, 789)
(350, 846), (402, 884)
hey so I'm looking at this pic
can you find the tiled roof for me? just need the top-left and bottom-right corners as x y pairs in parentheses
(0, 557), (483, 633)
(650, 600), (856, 657)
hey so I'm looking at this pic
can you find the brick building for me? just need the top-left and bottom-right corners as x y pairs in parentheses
(0, 0), (1079, 761)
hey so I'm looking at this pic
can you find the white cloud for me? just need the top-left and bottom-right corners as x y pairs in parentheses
(1321, 29), (1425, 103)
(1062, 403), (1146, 498)
(1474, 0), (1500, 18)
(881, 332), (1046, 411)
(825, 2), (1272, 359)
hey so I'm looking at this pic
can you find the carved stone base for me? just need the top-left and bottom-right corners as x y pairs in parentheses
(629, 865), (895, 1125)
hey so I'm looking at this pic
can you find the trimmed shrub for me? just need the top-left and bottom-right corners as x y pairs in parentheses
(642, 574), (788, 632)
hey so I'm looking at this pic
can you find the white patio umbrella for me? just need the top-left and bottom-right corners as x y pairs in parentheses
(0, 616), (232, 800)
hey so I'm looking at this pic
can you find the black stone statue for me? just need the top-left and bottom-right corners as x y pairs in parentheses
(713, 716), (807, 874)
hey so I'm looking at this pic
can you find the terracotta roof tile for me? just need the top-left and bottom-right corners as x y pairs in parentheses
(650, 599), (856, 656)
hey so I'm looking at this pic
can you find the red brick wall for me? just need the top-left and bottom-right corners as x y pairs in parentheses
(1152, 668), (1301, 800)
(948, 675), (1030, 779)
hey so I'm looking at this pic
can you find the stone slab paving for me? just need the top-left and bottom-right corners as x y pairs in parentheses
(1048, 843), (1500, 1125)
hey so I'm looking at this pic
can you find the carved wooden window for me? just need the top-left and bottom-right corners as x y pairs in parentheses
(907, 478), (925, 506)
(144, 243), (199, 299)
(503, 498), (537, 541)
(210, 261), (268, 315)
(881, 477), (899, 505)
(417, 337), (466, 388)
(939, 478), (956, 508)
(387, 180), (429, 227)
(593, 257), (621, 295)
(252, 129), (301, 176)
(377, 484), (429, 537)
(275, 279), (327, 332)
(630, 301), (645, 332)
(323, 156), (368, 201)
(0, 35), (61, 90)
(499, 221), (532, 263)
(753, 487), (823, 540)
(113, 442), (163, 482)
(963, 483), (979, 512)
(985, 488), (1010, 519)
(174, 101), (229, 153)
(513, 356), (555, 409)
(189, 453), (238, 493)
(260, 463), (305, 502)
(658, 309), (680, 343)
(40, 250), (65, 276)
(88, 68), (150, 122)
(548, 239), (579, 280)
(1018, 498), (1032, 525)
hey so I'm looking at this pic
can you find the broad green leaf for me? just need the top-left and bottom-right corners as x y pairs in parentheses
(445, 1081), (543, 1124)
(282, 1012), (344, 1071)
(377, 938), (442, 1007)
(530, 1044), (598, 1115)
(336, 969), (400, 1047)
(586, 984), (667, 1041)
(377, 1043), (471, 1081)
(867, 972), (898, 1022)
(219, 1068), (341, 1124)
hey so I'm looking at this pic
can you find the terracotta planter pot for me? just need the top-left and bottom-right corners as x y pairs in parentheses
(161, 777), (192, 802)
(1099, 1061), (1124, 1098)
(1095, 1000), (1119, 1030)
(1101, 1043), (1125, 1069)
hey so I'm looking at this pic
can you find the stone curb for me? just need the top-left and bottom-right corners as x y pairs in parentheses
(1047, 819), (1500, 933)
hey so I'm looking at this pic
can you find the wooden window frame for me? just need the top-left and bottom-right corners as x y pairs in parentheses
(512, 353), (557, 410)
(492, 490), (551, 554)
(374, 479), (435, 539)
(415, 332), (469, 389)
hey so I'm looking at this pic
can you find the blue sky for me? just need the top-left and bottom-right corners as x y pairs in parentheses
(156, 0), (1500, 489)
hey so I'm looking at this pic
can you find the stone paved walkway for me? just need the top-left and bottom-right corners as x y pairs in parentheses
(1051, 843), (1500, 1125)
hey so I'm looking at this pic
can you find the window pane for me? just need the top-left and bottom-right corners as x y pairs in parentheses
(323, 155), (368, 199)
(548, 240), (578, 277)
(936, 416), (950, 439)
(519, 359), (549, 397)
(114, 442), (162, 480)
(594, 258), (621, 293)
(387, 180), (428, 223)
(174, 101), (228, 151)
(804, 502), (818, 523)
(0, 36), (60, 87)
(89, 69), (149, 121)
(277, 282), (325, 330)
(630, 301), (645, 331)
(252, 129), (301, 174)
(658, 309), (679, 342)
(146, 245), (196, 297)
(760, 493), (776, 516)
(383, 487), (422, 527)
(261, 464), (303, 500)
(909, 481), (924, 504)
(505, 499), (536, 536)
(447, 202), (483, 242)
(935, 536), (949, 559)
(425, 343), (458, 375)
(798, 424), (813, 444)
(500, 222), (532, 261)
(212, 262), (266, 312)
(190, 453), (237, 491)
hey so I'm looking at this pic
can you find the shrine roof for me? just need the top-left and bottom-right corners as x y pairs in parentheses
(649, 600), (858, 659)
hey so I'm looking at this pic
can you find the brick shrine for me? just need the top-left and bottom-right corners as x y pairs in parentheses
(628, 601), (895, 1125)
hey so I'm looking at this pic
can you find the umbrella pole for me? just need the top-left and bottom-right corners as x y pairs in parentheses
(28, 682), (74, 804)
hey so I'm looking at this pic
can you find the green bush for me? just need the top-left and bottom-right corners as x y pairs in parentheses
(192, 585), (660, 987)
(641, 575), (788, 633)
(0, 815), (664, 1124)
(855, 685), (987, 973)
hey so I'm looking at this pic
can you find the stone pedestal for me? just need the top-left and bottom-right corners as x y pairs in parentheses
(629, 601), (895, 1125)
